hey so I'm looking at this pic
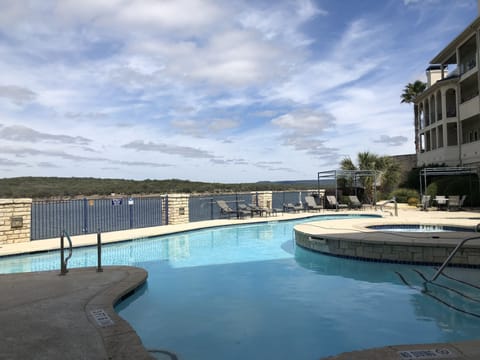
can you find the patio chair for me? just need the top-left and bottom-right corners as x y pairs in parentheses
(347, 195), (362, 210)
(448, 195), (466, 211)
(304, 195), (322, 211)
(326, 196), (348, 210)
(248, 203), (270, 216)
(434, 195), (447, 210)
(418, 195), (431, 211)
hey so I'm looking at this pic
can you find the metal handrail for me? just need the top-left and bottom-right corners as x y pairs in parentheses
(377, 197), (398, 216)
(430, 233), (480, 282)
(60, 230), (73, 275)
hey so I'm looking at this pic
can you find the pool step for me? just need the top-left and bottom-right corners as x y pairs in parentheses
(395, 268), (480, 318)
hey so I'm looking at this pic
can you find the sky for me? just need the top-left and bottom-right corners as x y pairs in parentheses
(0, 0), (478, 183)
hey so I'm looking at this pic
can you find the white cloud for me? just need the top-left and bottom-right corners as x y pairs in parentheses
(209, 119), (240, 132)
(272, 110), (334, 135)
(238, 0), (325, 46)
(270, 19), (388, 104)
(0, 125), (91, 145)
(0, 85), (37, 105)
(122, 140), (217, 159)
(0, 0), (475, 181)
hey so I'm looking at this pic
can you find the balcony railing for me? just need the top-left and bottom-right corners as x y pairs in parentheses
(460, 59), (476, 75)
(461, 91), (479, 104)
(446, 109), (456, 118)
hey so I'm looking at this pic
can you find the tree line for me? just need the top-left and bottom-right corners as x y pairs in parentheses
(0, 177), (318, 199)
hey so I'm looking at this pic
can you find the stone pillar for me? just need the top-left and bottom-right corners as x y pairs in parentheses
(0, 198), (32, 244)
(164, 194), (190, 225)
(251, 191), (273, 209)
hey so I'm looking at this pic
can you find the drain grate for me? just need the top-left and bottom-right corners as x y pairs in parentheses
(90, 308), (115, 327)
(398, 348), (457, 359)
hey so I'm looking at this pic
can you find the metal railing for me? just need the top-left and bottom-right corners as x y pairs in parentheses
(59, 229), (104, 275)
(376, 197), (398, 216)
(430, 231), (480, 282)
(59, 230), (73, 275)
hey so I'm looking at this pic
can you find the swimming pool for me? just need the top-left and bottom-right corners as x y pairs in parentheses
(1, 215), (480, 359)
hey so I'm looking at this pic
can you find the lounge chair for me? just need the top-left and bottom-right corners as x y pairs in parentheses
(304, 195), (322, 211)
(217, 200), (249, 218)
(326, 196), (348, 210)
(283, 203), (303, 212)
(347, 195), (362, 209)
(238, 203), (255, 217)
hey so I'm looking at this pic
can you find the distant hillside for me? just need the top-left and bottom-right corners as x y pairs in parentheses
(0, 177), (321, 199)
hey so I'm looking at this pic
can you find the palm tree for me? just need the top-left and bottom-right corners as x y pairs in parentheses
(340, 152), (401, 201)
(401, 80), (427, 153)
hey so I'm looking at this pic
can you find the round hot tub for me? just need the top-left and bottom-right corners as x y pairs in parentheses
(366, 224), (475, 233)
(295, 220), (480, 267)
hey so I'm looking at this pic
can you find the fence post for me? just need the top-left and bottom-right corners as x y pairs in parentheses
(83, 198), (88, 233)
(235, 193), (239, 219)
(165, 195), (169, 225)
(210, 197), (214, 220)
(97, 230), (103, 272)
(60, 232), (66, 275)
(129, 200), (133, 229)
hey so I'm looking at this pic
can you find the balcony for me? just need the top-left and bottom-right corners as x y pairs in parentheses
(459, 95), (480, 120)
(461, 141), (480, 165)
(417, 146), (459, 167)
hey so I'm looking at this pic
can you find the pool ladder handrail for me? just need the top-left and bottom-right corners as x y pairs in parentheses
(430, 226), (480, 282)
(377, 197), (398, 216)
(60, 230), (73, 275)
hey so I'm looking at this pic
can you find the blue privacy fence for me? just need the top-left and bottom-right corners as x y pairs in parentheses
(31, 191), (307, 240)
(31, 196), (164, 240)
(188, 191), (307, 222)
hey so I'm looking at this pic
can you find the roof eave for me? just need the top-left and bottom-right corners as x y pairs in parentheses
(430, 16), (480, 64)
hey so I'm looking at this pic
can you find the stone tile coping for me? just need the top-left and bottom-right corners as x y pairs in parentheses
(322, 340), (480, 360)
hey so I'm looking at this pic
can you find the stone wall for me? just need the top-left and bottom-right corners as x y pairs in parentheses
(295, 230), (480, 266)
(0, 198), (32, 245)
(391, 153), (417, 184)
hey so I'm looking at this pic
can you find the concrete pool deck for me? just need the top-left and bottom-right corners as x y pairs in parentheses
(0, 266), (151, 360)
(1, 206), (480, 359)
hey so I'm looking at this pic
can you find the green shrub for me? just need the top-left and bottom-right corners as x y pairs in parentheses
(426, 182), (438, 199)
(389, 188), (419, 203)
(407, 197), (419, 207)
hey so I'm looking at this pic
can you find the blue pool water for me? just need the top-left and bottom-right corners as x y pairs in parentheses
(1, 215), (480, 359)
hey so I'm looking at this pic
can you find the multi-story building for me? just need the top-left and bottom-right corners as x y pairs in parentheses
(415, 6), (480, 168)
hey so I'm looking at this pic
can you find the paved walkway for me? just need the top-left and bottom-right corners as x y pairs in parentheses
(1, 206), (480, 359)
